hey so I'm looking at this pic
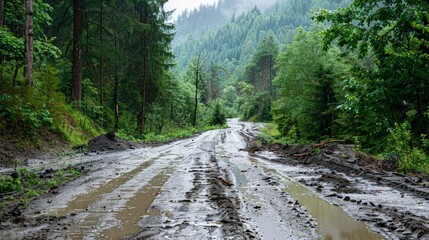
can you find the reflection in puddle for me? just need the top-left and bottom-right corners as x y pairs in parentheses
(284, 181), (385, 240)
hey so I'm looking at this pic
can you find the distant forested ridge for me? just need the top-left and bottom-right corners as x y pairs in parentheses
(174, 0), (352, 69)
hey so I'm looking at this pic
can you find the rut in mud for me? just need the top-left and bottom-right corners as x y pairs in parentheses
(0, 119), (428, 239)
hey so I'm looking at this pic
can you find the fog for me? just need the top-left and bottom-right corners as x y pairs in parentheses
(167, 0), (281, 20)
(229, 0), (279, 13)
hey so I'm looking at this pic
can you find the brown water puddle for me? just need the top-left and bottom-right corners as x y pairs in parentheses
(258, 165), (385, 240)
(98, 167), (173, 239)
(53, 160), (154, 216)
(65, 167), (173, 239)
(284, 180), (385, 240)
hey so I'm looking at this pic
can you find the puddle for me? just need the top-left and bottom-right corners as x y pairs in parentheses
(68, 167), (174, 239)
(284, 180), (385, 240)
(223, 159), (248, 188)
(53, 160), (154, 216)
(99, 167), (173, 239)
(254, 163), (384, 240)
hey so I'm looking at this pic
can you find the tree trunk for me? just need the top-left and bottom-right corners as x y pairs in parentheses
(99, 0), (104, 128)
(0, 0), (4, 26)
(24, 0), (34, 87)
(114, 67), (119, 133)
(72, 0), (84, 107)
(113, 39), (119, 133)
(193, 55), (200, 127)
(140, 38), (147, 134)
(0, 0), (4, 79)
(139, 1), (148, 134)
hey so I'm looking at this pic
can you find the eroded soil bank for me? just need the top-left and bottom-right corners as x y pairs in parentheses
(0, 120), (427, 239)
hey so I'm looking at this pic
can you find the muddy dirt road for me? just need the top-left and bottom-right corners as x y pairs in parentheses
(1, 120), (428, 239)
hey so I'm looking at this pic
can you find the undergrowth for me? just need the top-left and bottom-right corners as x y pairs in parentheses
(258, 123), (303, 145)
(118, 124), (227, 143)
(0, 65), (102, 150)
(260, 122), (429, 175)
(0, 166), (82, 213)
(385, 122), (429, 174)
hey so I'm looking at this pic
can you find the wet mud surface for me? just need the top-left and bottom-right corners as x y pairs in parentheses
(0, 120), (427, 239)
(251, 143), (429, 239)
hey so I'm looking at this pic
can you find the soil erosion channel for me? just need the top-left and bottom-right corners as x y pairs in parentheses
(1, 120), (406, 239)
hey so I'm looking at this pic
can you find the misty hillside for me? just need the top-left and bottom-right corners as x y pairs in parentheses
(174, 0), (352, 71)
(174, 0), (280, 45)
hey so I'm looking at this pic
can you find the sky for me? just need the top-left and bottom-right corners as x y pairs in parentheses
(165, 0), (217, 20)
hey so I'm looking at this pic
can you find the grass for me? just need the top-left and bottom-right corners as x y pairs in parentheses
(55, 104), (104, 146)
(0, 166), (82, 213)
(118, 124), (228, 144)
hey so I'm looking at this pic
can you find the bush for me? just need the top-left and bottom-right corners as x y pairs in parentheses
(385, 122), (429, 174)
(211, 103), (226, 126)
(0, 176), (21, 193)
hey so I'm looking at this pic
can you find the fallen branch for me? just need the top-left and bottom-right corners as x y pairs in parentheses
(313, 140), (346, 148)
(291, 152), (312, 157)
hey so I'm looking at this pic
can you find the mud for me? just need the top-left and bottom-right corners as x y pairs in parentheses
(1, 120), (426, 239)
(251, 142), (429, 239)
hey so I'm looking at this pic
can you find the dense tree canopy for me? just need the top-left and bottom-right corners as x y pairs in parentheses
(313, 0), (429, 154)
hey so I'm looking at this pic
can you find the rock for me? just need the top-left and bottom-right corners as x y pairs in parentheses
(344, 196), (351, 201)
(10, 172), (19, 179)
(11, 206), (21, 217)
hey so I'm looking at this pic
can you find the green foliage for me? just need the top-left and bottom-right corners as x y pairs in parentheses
(0, 94), (53, 135)
(55, 104), (103, 145)
(0, 27), (24, 61)
(0, 167), (82, 212)
(241, 91), (272, 122)
(385, 123), (429, 174)
(0, 176), (22, 193)
(211, 102), (227, 126)
(259, 123), (301, 145)
(314, 0), (429, 144)
(273, 29), (348, 140)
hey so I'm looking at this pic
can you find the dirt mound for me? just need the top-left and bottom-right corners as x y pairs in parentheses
(88, 133), (141, 152)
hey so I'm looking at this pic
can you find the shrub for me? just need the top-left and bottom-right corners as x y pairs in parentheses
(385, 122), (429, 174)
(211, 103), (226, 126)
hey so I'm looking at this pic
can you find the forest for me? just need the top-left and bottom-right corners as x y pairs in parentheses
(0, 0), (428, 174)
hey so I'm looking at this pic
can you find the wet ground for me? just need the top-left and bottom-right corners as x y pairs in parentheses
(0, 119), (428, 239)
